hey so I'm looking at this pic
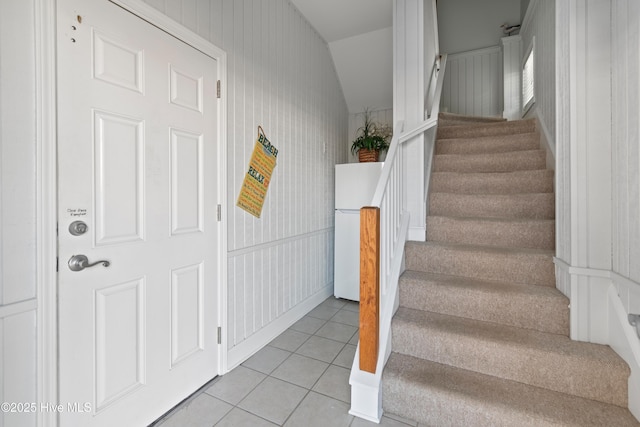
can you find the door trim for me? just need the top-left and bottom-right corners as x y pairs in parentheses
(36, 2), (228, 425)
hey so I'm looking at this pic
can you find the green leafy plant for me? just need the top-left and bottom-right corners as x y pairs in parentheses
(350, 109), (391, 156)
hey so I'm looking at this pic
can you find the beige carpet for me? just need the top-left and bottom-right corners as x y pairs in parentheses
(381, 114), (639, 426)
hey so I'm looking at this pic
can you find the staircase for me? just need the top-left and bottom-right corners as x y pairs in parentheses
(381, 114), (639, 426)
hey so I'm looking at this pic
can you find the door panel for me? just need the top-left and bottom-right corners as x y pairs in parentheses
(56, 1), (220, 425)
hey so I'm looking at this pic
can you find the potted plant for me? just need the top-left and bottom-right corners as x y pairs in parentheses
(350, 109), (391, 162)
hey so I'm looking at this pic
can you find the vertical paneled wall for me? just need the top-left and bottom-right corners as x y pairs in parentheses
(520, 0), (556, 149)
(612, 0), (640, 312)
(0, 1), (38, 426)
(440, 46), (503, 117)
(141, 0), (348, 360)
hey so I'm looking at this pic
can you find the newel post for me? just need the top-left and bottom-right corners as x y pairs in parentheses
(359, 206), (380, 373)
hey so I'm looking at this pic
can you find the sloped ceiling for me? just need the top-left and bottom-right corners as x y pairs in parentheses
(290, 0), (393, 113)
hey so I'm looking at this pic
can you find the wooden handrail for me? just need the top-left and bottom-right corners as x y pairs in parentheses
(357, 56), (448, 375)
(359, 206), (380, 373)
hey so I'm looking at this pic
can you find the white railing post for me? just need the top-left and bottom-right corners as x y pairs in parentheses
(349, 50), (448, 422)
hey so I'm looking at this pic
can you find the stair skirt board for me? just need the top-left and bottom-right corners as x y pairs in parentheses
(374, 115), (639, 426)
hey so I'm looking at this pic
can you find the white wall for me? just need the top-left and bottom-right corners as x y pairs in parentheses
(0, 1), (39, 426)
(520, 0), (556, 153)
(437, 0), (521, 55)
(611, 0), (640, 288)
(141, 0), (348, 367)
(552, 0), (640, 418)
(611, 7), (640, 415)
(0, 3), (346, 425)
(440, 46), (503, 117)
(330, 27), (393, 114)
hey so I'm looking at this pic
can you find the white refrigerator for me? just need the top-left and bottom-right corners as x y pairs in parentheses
(334, 162), (384, 301)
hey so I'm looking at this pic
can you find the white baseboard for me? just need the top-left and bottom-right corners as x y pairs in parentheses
(407, 226), (426, 242)
(225, 285), (333, 370)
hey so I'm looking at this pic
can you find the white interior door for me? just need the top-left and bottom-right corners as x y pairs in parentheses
(56, 1), (220, 425)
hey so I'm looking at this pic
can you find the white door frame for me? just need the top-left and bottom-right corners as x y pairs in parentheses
(35, 1), (228, 425)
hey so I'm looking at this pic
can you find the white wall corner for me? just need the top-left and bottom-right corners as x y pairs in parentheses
(407, 226), (426, 242)
(555, 259), (611, 344)
(569, 270), (610, 344)
(501, 35), (522, 121)
(530, 110), (555, 170)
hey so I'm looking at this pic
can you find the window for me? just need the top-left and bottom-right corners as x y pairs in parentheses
(522, 37), (535, 114)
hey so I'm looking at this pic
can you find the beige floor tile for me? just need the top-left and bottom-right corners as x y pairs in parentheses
(283, 392), (352, 427)
(333, 344), (357, 369)
(308, 304), (340, 320)
(204, 366), (266, 405)
(295, 335), (345, 363)
(290, 315), (327, 334)
(330, 309), (360, 327)
(320, 297), (348, 309)
(237, 377), (307, 425)
(269, 329), (311, 352)
(270, 353), (329, 388)
(349, 330), (360, 345)
(315, 321), (358, 343)
(215, 407), (277, 427)
(156, 393), (231, 427)
(242, 345), (291, 374)
(312, 365), (351, 403)
(342, 300), (360, 313)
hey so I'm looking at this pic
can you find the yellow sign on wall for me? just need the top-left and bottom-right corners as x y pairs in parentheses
(236, 128), (278, 218)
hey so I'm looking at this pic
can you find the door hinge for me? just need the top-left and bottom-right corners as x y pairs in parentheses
(217, 204), (222, 221)
(217, 326), (222, 344)
(216, 80), (221, 98)
(56, 257), (59, 272)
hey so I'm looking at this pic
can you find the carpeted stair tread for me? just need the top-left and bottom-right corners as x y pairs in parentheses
(382, 353), (639, 427)
(433, 150), (546, 173)
(429, 192), (555, 219)
(437, 118), (536, 139)
(438, 112), (507, 125)
(436, 132), (541, 155)
(405, 241), (555, 287)
(392, 307), (629, 406)
(426, 215), (555, 249)
(399, 270), (568, 334)
(431, 169), (554, 194)
(382, 113), (636, 425)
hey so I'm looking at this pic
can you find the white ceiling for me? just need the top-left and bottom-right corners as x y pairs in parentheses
(290, 0), (393, 113)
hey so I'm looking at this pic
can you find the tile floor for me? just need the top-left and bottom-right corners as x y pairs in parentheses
(153, 297), (421, 427)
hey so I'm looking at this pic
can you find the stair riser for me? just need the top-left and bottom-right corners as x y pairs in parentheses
(433, 151), (546, 173)
(438, 112), (507, 124)
(437, 120), (536, 139)
(431, 171), (554, 194)
(398, 276), (569, 335)
(429, 193), (555, 220)
(383, 354), (638, 427)
(427, 217), (555, 250)
(383, 378), (550, 427)
(436, 133), (540, 155)
(391, 318), (628, 406)
(405, 244), (555, 286)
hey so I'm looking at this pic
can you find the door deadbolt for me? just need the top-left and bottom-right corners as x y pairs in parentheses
(69, 220), (88, 236)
